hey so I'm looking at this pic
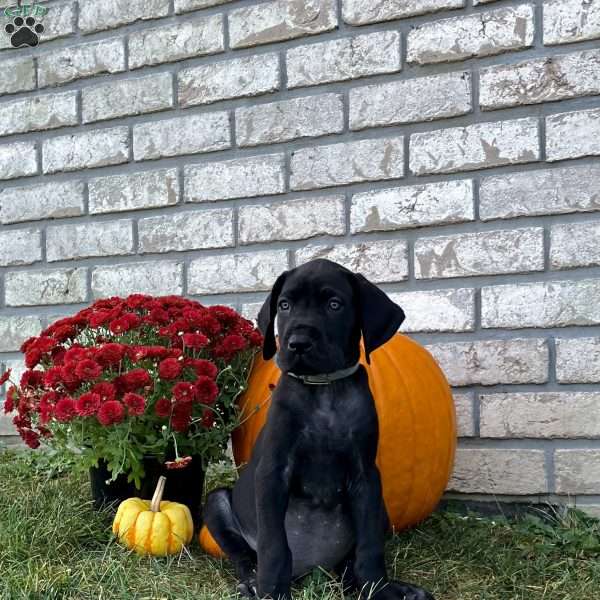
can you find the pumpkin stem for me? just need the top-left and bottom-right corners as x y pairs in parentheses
(150, 476), (167, 513)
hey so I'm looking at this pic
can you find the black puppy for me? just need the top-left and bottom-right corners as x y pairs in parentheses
(203, 259), (435, 600)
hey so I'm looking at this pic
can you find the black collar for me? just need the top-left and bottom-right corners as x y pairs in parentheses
(275, 356), (361, 386)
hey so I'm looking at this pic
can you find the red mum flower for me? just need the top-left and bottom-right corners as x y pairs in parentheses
(22, 429), (40, 449)
(109, 316), (136, 334)
(49, 324), (76, 342)
(40, 391), (58, 424)
(172, 382), (196, 403)
(165, 456), (192, 470)
(183, 358), (218, 379)
(75, 359), (103, 381)
(249, 330), (263, 347)
(215, 334), (247, 359)
(64, 346), (90, 364)
(20, 336), (37, 354)
(95, 343), (126, 367)
(121, 368), (152, 391)
(154, 397), (172, 417)
(171, 402), (192, 432)
(130, 345), (170, 361)
(202, 408), (215, 429)
(50, 347), (66, 366)
(158, 358), (182, 380)
(43, 366), (64, 389)
(97, 401), (125, 426)
(20, 370), (44, 389)
(3, 386), (17, 414)
(91, 382), (116, 402)
(182, 332), (209, 349)
(123, 392), (146, 416)
(209, 305), (240, 326)
(75, 392), (101, 417)
(0, 368), (11, 386)
(88, 310), (113, 328)
(149, 307), (170, 325)
(197, 314), (221, 336)
(195, 376), (219, 405)
(33, 336), (57, 353)
(54, 397), (76, 423)
(125, 294), (149, 309)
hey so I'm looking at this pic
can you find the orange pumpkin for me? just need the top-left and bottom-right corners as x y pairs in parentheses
(200, 334), (456, 555)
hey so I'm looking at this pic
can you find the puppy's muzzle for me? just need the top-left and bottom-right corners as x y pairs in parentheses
(287, 334), (313, 355)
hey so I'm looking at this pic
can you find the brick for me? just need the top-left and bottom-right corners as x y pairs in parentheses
(291, 137), (404, 191)
(188, 250), (288, 295)
(38, 38), (126, 88)
(175, 0), (234, 11)
(415, 227), (544, 280)
(5, 268), (87, 306)
(241, 302), (263, 322)
(0, 316), (43, 353)
(0, 181), (84, 225)
(89, 169), (179, 214)
(42, 127), (129, 174)
(0, 229), (41, 266)
(480, 392), (600, 439)
(546, 107), (600, 161)
(236, 94), (344, 147)
(239, 196), (345, 244)
(0, 92), (77, 138)
(92, 262), (183, 298)
(129, 14), (224, 69)
(544, 0), (600, 45)
(555, 451), (600, 494)
(342, 0), (464, 26)
(0, 57), (35, 96)
(351, 179), (474, 233)
(295, 240), (408, 283)
(551, 221), (600, 270)
(229, 0), (337, 49)
(0, 141), (37, 181)
(46, 220), (134, 262)
(185, 155), (285, 203)
(556, 337), (600, 383)
(82, 73), (173, 124)
(390, 288), (475, 333)
(453, 393), (476, 437)
(133, 112), (230, 161)
(482, 279), (600, 329)
(407, 5), (534, 65)
(480, 49), (600, 110)
(480, 165), (600, 220)
(179, 54), (280, 107)
(138, 209), (234, 253)
(449, 449), (547, 494)
(78, 0), (170, 33)
(0, 415), (15, 436)
(350, 72), (472, 131)
(287, 31), (401, 89)
(427, 338), (549, 386)
(0, 1), (76, 49)
(410, 118), (539, 176)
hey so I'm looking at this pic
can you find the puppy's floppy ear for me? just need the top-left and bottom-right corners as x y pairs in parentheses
(257, 271), (288, 361)
(352, 273), (405, 364)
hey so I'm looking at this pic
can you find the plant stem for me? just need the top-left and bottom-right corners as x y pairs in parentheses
(151, 476), (166, 512)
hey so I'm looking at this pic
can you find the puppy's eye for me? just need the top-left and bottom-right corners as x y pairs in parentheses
(328, 299), (342, 311)
(278, 300), (290, 311)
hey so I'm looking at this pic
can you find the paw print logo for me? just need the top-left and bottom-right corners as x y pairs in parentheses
(5, 16), (44, 48)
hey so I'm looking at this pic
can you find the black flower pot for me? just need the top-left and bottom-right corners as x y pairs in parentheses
(89, 456), (205, 526)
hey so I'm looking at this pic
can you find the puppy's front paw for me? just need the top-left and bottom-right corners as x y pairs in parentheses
(375, 581), (435, 600)
(236, 577), (257, 598)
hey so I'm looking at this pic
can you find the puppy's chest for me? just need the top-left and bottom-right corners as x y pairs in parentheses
(298, 402), (359, 452)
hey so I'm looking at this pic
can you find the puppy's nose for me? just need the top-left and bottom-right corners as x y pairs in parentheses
(288, 335), (313, 355)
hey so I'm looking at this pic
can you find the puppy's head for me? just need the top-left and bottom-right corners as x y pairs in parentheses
(257, 259), (405, 375)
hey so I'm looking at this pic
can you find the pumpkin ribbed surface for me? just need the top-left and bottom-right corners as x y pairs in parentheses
(201, 335), (456, 557)
(113, 497), (194, 556)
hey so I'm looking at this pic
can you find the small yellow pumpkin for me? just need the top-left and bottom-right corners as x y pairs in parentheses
(112, 476), (194, 556)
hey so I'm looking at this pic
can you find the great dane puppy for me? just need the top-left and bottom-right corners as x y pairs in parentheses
(203, 259), (435, 600)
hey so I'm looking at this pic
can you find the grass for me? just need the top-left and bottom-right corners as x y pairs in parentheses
(1, 448), (600, 600)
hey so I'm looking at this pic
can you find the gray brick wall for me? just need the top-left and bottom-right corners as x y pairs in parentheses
(0, 0), (599, 517)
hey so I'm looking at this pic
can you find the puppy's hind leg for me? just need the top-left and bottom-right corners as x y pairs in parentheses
(203, 488), (257, 598)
